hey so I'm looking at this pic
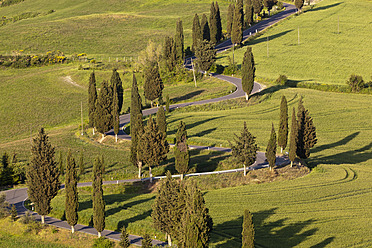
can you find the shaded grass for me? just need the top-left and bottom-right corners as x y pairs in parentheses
(217, 0), (372, 85)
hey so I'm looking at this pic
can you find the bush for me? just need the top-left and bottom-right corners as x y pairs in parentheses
(277, 1), (284, 10)
(347, 74), (364, 92)
(25, 221), (44, 235)
(92, 237), (113, 248)
(275, 74), (288, 85)
(20, 211), (35, 224)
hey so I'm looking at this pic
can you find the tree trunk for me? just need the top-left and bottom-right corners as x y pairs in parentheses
(92, 127), (95, 135)
(167, 234), (172, 247)
(232, 44), (235, 66)
(245, 92), (249, 101)
(41, 215), (45, 224)
(115, 134), (118, 143)
(151, 100), (153, 108)
(138, 161), (142, 178)
(71, 225), (75, 234)
(149, 166), (153, 183)
(244, 164), (247, 176)
(180, 173), (184, 181)
(290, 161), (293, 167)
(280, 147), (283, 154)
(98, 232), (101, 238)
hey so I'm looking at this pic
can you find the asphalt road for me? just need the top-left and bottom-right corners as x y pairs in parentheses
(4, 4), (296, 246)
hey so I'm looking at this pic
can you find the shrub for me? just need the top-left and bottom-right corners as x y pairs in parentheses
(20, 211), (35, 224)
(92, 237), (113, 248)
(277, 1), (284, 10)
(275, 74), (288, 85)
(0, 193), (9, 219)
(347, 74), (364, 92)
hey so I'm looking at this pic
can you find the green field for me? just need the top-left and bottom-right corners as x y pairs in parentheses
(218, 0), (372, 85)
(0, 0), (230, 57)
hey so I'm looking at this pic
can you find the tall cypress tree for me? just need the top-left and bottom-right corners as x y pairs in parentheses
(1, 152), (14, 186)
(215, 2), (222, 42)
(27, 128), (60, 224)
(92, 156), (105, 238)
(297, 98), (317, 159)
(226, 4), (235, 38)
(209, 2), (218, 44)
(88, 71), (97, 130)
(195, 39), (216, 73)
(265, 124), (277, 171)
(289, 107), (297, 167)
(179, 181), (213, 248)
(174, 121), (190, 180)
(245, 4), (254, 28)
(263, 0), (276, 16)
(95, 80), (113, 135)
(130, 74), (143, 171)
(137, 116), (169, 182)
(144, 61), (164, 107)
(192, 14), (202, 53)
(142, 234), (152, 248)
(110, 69), (124, 113)
(58, 151), (64, 176)
(163, 36), (176, 72)
(231, 0), (244, 65)
(113, 83), (120, 142)
(230, 122), (258, 176)
(65, 150), (78, 233)
(278, 96), (288, 154)
(201, 14), (210, 41)
(175, 19), (184, 63)
(119, 226), (130, 248)
(241, 46), (255, 101)
(79, 151), (85, 177)
(242, 209), (255, 248)
(152, 171), (185, 246)
(156, 106), (167, 138)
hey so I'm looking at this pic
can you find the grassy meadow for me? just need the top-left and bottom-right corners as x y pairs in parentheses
(218, 0), (372, 85)
(0, 0), (231, 57)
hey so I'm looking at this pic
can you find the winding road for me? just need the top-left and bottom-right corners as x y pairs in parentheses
(4, 3), (296, 247)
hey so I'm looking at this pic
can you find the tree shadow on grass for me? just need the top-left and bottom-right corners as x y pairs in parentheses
(105, 195), (155, 219)
(116, 209), (152, 232)
(307, 2), (343, 13)
(167, 116), (224, 136)
(172, 90), (205, 103)
(212, 208), (321, 247)
(311, 132), (360, 154)
(245, 30), (294, 46)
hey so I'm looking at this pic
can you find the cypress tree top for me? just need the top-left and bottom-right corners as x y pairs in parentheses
(175, 19), (184, 62)
(209, 2), (218, 44)
(226, 4), (235, 38)
(201, 14), (210, 41)
(110, 69), (124, 113)
(241, 46), (255, 99)
(231, 0), (244, 45)
(192, 14), (202, 53)
(215, 2), (222, 42)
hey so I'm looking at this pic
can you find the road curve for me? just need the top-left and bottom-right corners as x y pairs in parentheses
(4, 4), (296, 246)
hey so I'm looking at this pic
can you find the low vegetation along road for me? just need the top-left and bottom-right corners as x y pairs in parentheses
(5, 3), (297, 246)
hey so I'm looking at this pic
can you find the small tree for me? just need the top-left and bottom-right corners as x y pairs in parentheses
(195, 39), (216, 74)
(295, 0), (304, 12)
(174, 121), (190, 180)
(92, 156), (105, 238)
(278, 96), (288, 154)
(347, 74), (364, 93)
(192, 14), (202, 53)
(142, 234), (153, 248)
(241, 46), (256, 100)
(119, 226), (130, 248)
(230, 122), (258, 176)
(27, 128), (60, 224)
(156, 106), (167, 138)
(226, 4), (235, 37)
(144, 61), (164, 107)
(265, 124), (277, 171)
(201, 14), (210, 41)
(10, 204), (17, 221)
(242, 209), (255, 248)
(65, 150), (79, 233)
(88, 71), (97, 133)
(138, 116), (169, 182)
(289, 107), (297, 167)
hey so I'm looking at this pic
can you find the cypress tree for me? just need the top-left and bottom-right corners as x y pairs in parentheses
(226, 4), (235, 38)
(163, 36), (176, 72)
(230, 122), (258, 176)
(10, 204), (17, 221)
(297, 98), (317, 159)
(253, 0), (263, 19)
(175, 19), (184, 63)
(165, 94), (170, 113)
(156, 106), (167, 138)
(137, 116), (169, 182)
(241, 46), (255, 101)
(192, 14), (202, 53)
(174, 121), (190, 180)
(0, 193), (9, 218)
(179, 181), (213, 248)
(245, 4), (254, 27)
(195, 39), (216, 73)
(265, 124), (277, 171)
(27, 128), (60, 224)
(92, 156), (105, 238)
(95, 80), (113, 136)
(295, 0), (304, 12)
(201, 14), (210, 41)
(142, 234), (153, 248)
(88, 71), (97, 131)
(110, 69), (124, 114)
(278, 96), (288, 154)
(289, 107), (297, 167)
(152, 171), (185, 246)
(215, 2), (222, 42)
(263, 0), (276, 16)
(231, 1), (243, 46)
(0, 152), (13, 186)
(113, 83), (120, 142)
(242, 209), (255, 248)
(119, 226), (130, 248)
(65, 150), (79, 233)
(58, 151), (64, 176)
(144, 61), (164, 107)
(209, 2), (218, 44)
